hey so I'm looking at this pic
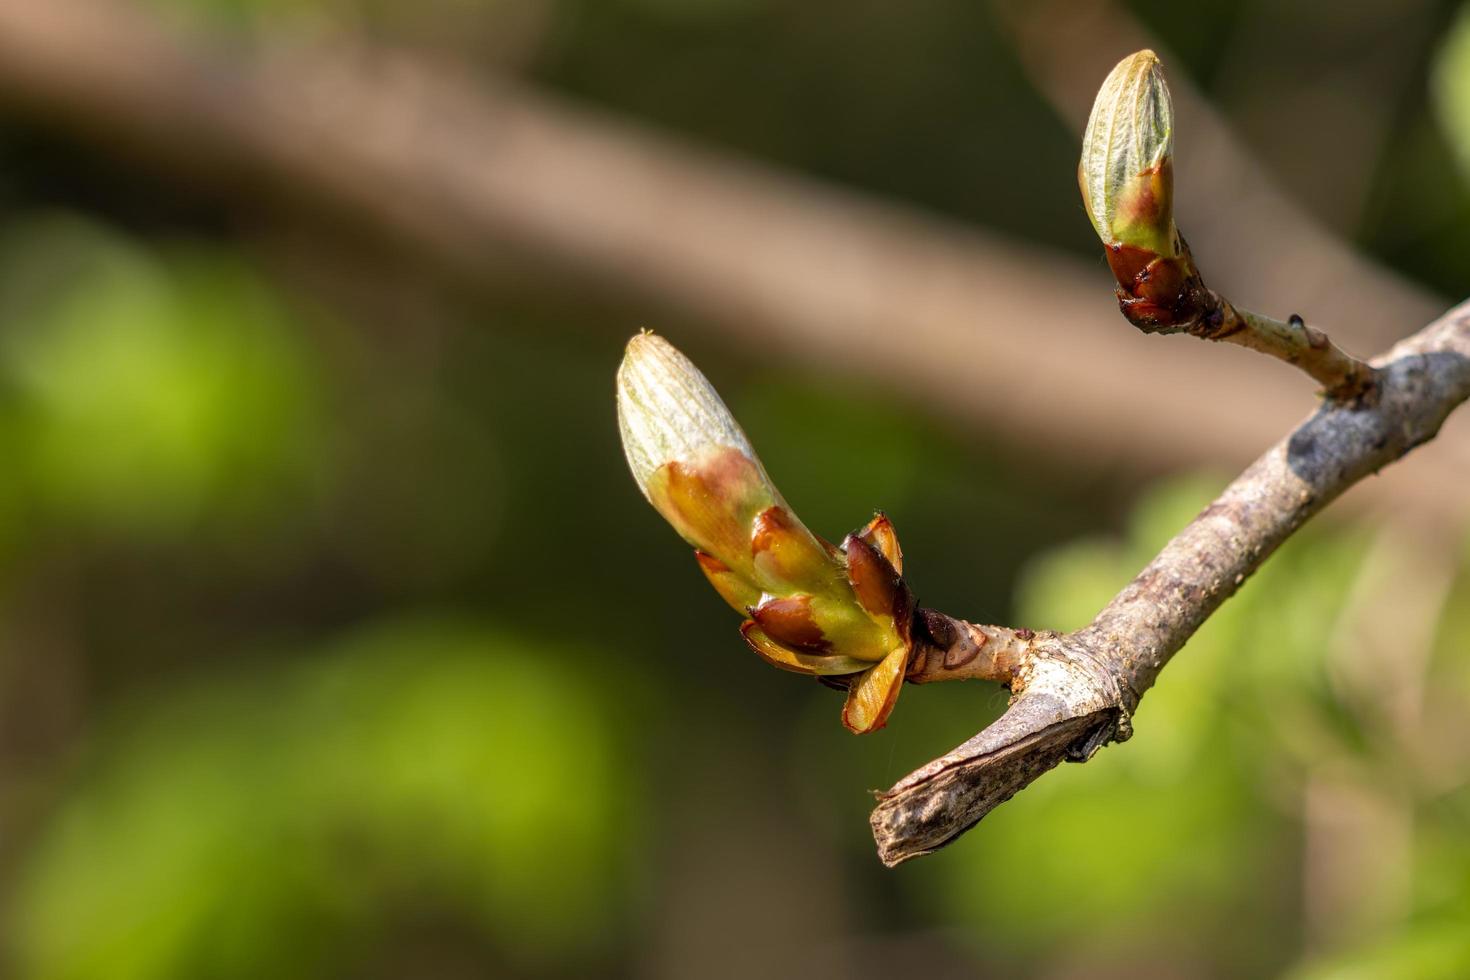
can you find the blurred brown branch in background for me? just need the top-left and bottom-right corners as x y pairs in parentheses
(0, 0), (1464, 526)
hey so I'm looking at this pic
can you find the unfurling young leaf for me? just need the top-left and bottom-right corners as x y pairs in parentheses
(1079, 49), (1176, 259)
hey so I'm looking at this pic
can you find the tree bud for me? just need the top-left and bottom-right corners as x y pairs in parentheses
(616, 332), (918, 733)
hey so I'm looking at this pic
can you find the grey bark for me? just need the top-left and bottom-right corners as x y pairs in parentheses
(873, 300), (1470, 865)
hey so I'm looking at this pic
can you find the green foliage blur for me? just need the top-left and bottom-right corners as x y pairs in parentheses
(15, 619), (633, 979)
(0, 217), (318, 540)
(0, 1), (1468, 978)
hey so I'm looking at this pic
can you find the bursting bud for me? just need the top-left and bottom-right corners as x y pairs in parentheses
(617, 332), (916, 734)
(1080, 51), (1209, 332)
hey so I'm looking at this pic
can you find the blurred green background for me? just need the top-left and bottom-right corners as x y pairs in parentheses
(0, 0), (1468, 977)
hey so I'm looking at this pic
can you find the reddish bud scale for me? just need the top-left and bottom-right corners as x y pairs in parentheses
(841, 647), (908, 735)
(749, 594), (830, 652)
(842, 532), (915, 649)
(740, 621), (872, 676)
(730, 511), (921, 733)
(844, 533), (900, 620)
(856, 512), (903, 573)
(1107, 242), (1216, 335)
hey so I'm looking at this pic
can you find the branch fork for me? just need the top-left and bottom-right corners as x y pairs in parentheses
(616, 49), (1470, 867)
(870, 305), (1470, 864)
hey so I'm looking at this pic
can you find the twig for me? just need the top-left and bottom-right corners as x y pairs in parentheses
(905, 611), (1044, 685)
(871, 299), (1470, 865)
(1110, 247), (1378, 401)
(1224, 310), (1376, 402)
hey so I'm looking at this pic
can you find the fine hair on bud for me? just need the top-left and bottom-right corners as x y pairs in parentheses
(615, 331), (759, 501)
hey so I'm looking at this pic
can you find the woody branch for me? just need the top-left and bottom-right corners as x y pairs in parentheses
(871, 299), (1470, 864)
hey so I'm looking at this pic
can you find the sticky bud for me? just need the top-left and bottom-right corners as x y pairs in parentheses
(1079, 51), (1215, 334)
(615, 331), (917, 733)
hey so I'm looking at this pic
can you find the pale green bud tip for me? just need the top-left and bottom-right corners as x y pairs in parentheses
(616, 331), (757, 500)
(1079, 49), (1175, 255)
